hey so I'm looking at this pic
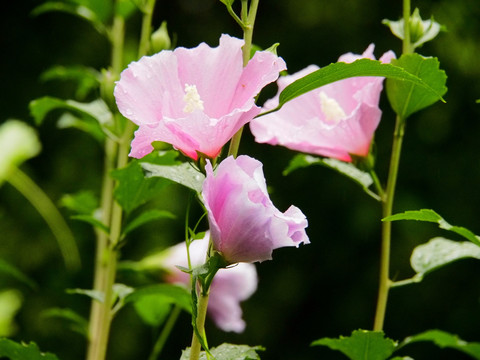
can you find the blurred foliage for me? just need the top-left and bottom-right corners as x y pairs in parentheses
(1, 0), (480, 359)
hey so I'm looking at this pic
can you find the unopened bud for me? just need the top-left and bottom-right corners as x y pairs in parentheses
(151, 21), (171, 53)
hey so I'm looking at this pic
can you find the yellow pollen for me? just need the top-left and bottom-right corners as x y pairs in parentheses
(183, 84), (204, 113)
(319, 91), (346, 124)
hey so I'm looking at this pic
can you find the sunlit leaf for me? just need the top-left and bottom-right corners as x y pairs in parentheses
(262, 58), (445, 115)
(400, 330), (480, 359)
(41, 307), (89, 338)
(0, 289), (23, 337)
(0, 120), (41, 185)
(0, 338), (59, 360)
(312, 329), (397, 360)
(386, 54), (447, 118)
(181, 343), (264, 360)
(122, 209), (176, 237)
(384, 209), (480, 246)
(111, 151), (180, 214)
(141, 162), (206, 193)
(411, 237), (480, 275)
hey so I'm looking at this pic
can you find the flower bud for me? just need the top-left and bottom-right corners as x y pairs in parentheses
(150, 21), (171, 53)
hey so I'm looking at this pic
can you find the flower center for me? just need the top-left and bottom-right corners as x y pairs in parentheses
(183, 84), (204, 113)
(318, 91), (346, 124)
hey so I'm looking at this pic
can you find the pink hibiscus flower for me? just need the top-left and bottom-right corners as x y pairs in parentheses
(114, 34), (286, 160)
(250, 44), (396, 162)
(162, 234), (258, 333)
(202, 155), (309, 264)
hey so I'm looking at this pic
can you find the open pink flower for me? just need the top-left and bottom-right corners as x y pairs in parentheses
(202, 155), (309, 264)
(114, 34), (286, 160)
(250, 44), (396, 162)
(162, 234), (257, 333)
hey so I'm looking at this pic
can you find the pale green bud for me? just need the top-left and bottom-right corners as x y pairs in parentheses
(151, 21), (171, 53)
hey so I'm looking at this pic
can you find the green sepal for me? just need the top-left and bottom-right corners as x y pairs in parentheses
(312, 329), (397, 360)
(0, 338), (59, 360)
(386, 54), (447, 119)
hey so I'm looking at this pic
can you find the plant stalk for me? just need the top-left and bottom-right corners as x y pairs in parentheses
(148, 305), (182, 360)
(372, 0), (412, 331)
(7, 168), (80, 270)
(227, 0), (259, 158)
(189, 291), (211, 360)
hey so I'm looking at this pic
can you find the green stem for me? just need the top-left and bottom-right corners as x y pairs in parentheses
(227, 0), (259, 158)
(372, 0), (412, 331)
(138, 0), (157, 58)
(373, 115), (406, 331)
(189, 291), (211, 360)
(148, 306), (182, 360)
(7, 168), (80, 271)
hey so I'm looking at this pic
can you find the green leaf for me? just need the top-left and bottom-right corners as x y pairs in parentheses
(386, 54), (447, 118)
(401, 330), (480, 359)
(219, 0), (235, 6)
(66, 288), (104, 303)
(40, 65), (100, 100)
(284, 154), (380, 200)
(411, 237), (480, 276)
(180, 343), (264, 360)
(115, 0), (137, 18)
(141, 161), (205, 193)
(0, 289), (23, 337)
(29, 97), (112, 140)
(41, 307), (89, 338)
(133, 295), (173, 327)
(124, 284), (192, 314)
(111, 151), (180, 213)
(60, 191), (99, 215)
(383, 209), (480, 246)
(0, 338), (59, 360)
(0, 120), (41, 185)
(122, 209), (176, 237)
(263, 58), (444, 115)
(0, 259), (37, 290)
(312, 329), (397, 360)
(31, 2), (108, 36)
(70, 214), (109, 234)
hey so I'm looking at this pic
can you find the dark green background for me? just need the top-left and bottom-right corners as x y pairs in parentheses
(2, 1), (480, 359)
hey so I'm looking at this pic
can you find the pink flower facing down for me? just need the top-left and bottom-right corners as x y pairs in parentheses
(250, 44), (396, 162)
(162, 234), (258, 333)
(114, 34), (287, 160)
(202, 155), (309, 264)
